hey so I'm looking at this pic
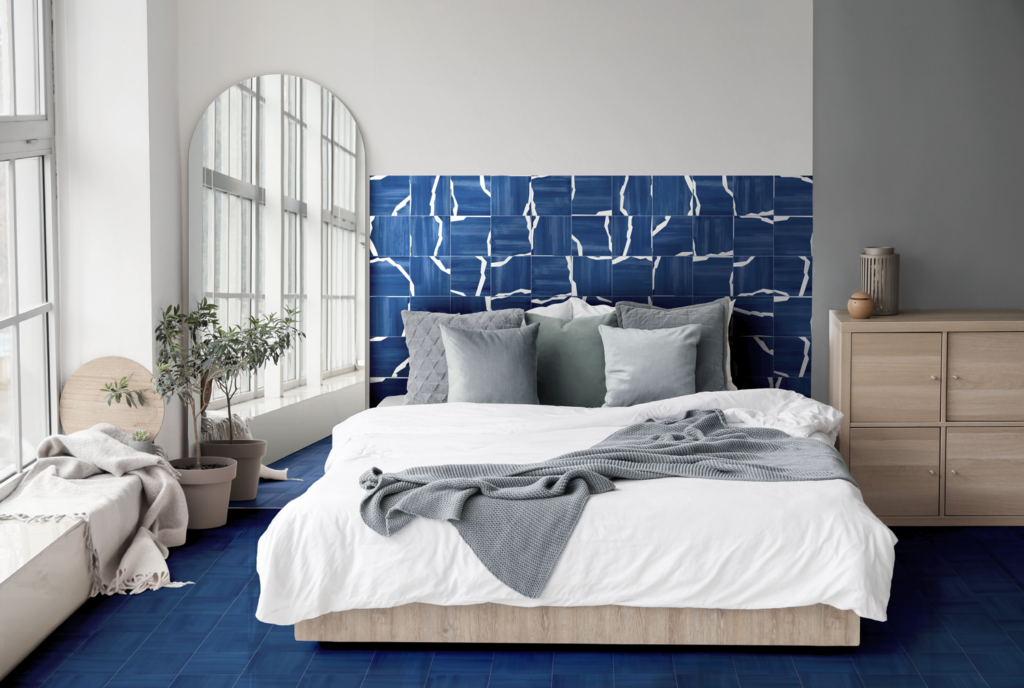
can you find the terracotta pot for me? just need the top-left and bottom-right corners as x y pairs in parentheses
(170, 457), (237, 529)
(848, 291), (875, 319)
(199, 439), (268, 501)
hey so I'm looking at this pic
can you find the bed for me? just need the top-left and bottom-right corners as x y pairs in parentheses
(255, 388), (896, 647)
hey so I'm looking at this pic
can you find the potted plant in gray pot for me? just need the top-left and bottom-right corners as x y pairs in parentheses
(153, 299), (237, 530)
(200, 310), (303, 501)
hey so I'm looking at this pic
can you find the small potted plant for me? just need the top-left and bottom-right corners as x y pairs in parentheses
(200, 310), (302, 501)
(129, 429), (155, 454)
(153, 299), (237, 530)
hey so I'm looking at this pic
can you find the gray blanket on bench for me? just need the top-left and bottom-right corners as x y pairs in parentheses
(359, 409), (854, 598)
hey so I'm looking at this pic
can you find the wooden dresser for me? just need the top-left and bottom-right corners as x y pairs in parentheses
(829, 310), (1024, 525)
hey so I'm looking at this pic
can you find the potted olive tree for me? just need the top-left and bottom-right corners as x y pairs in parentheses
(199, 311), (302, 501)
(153, 300), (237, 530)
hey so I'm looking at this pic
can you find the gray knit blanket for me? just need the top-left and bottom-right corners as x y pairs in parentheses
(359, 409), (855, 598)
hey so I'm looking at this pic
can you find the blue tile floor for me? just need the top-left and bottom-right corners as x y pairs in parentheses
(4, 438), (1024, 687)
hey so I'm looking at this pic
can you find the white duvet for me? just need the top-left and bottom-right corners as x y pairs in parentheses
(256, 389), (896, 625)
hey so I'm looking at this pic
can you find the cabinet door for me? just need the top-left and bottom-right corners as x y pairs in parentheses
(947, 332), (1024, 421)
(850, 428), (940, 516)
(851, 333), (942, 422)
(946, 428), (1024, 515)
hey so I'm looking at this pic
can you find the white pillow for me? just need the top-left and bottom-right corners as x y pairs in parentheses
(526, 300), (574, 319)
(570, 298), (615, 318)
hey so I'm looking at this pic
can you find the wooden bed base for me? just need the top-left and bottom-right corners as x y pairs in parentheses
(295, 603), (860, 647)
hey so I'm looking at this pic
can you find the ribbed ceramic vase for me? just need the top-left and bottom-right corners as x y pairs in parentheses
(859, 246), (900, 316)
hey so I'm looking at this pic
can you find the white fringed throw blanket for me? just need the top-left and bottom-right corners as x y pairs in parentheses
(0, 424), (189, 595)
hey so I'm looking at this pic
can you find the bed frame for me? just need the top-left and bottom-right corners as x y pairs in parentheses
(295, 603), (859, 646)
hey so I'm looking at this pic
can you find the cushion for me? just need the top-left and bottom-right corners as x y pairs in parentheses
(401, 309), (525, 404)
(615, 297), (730, 393)
(440, 323), (540, 405)
(599, 324), (703, 407)
(525, 312), (618, 407)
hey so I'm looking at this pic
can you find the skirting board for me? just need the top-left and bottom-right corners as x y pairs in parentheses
(295, 603), (860, 646)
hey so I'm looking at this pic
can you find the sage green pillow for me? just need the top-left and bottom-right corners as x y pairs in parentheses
(525, 312), (618, 407)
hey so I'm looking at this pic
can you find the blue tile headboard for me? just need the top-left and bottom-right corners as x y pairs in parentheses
(368, 175), (813, 406)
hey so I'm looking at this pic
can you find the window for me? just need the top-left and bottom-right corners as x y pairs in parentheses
(0, 0), (56, 482)
(282, 75), (305, 386)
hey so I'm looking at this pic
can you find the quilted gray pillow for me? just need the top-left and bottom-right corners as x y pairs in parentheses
(615, 297), (730, 393)
(401, 309), (526, 404)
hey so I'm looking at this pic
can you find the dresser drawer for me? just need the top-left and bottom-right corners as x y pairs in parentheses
(849, 427), (940, 516)
(946, 428), (1024, 515)
(851, 333), (942, 422)
(947, 332), (1024, 421)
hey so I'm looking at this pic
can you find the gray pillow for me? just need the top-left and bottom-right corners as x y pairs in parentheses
(440, 324), (540, 405)
(615, 298), (730, 393)
(599, 324), (702, 407)
(525, 312), (618, 407)
(401, 309), (525, 404)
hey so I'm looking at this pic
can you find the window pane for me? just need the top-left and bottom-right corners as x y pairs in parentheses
(0, 326), (14, 476)
(0, 161), (11, 318)
(12, 0), (41, 116)
(18, 314), (46, 462)
(0, 3), (11, 116)
(14, 156), (43, 309)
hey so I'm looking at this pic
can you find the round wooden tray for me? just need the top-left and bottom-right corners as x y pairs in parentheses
(59, 356), (165, 438)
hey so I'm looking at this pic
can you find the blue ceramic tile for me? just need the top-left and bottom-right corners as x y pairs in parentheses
(774, 336), (812, 378)
(77, 631), (147, 656)
(368, 216), (410, 256)
(918, 675), (987, 688)
(411, 256), (451, 296)
(187, 577), (249, 599)
(774, 297), (812, 337)
(978, 594), (1024, 621)
(99, 613), (162, 633)
(907, 653), (976, 673)
(571, 176), (613, 215)
(693, 217), (733, 257)
(491, 176), (532, 216)
(430, 652), (494, 675)
(572, 257), (612, 297)
(370, 378), (407, 406)
(235, 676), (302, 688)
(774, 216), (813, 255)
(732, 655), (796, 676)
(552, 652), (613, 675)
(449, 176), (491, 216)
(118, 652), (192, 675)
(491, 256), (531, 298)
(411, 175), (450, 216)
(691, 175), (735, 215)
(735, 678), (801, 687)
(451, 256), (490, 297)
(488, 294), (532, 311)
(52, 653), (131, 673)
(370, 257), (413, 296)
(488, 676), (553, 688)
(411, 216), (450, 256)
(652, 176), (693, 216)
(532, 217), (572, 255)
(613, 175), (652, 216)
(531, 176), (572, 216)
(774, 257), (812, 297)
(427, 675), (492, 688)
(493, 652), (553, 675)
(170, 672), (240, 687)
(852, 652), (918, 675)
(672, 652), (735, 673)
(532, 256), (573, 297)
(450, 217), (491, 256)
(654, 256), (692, 296)
(774, 176), (813, 215)
(305, 650), (375, 674)
(552, 675), (613, 688)
(731, 176), (774, 217)
(613, 653), (674, 675)
(106, 675), (176, 688)
(983, 677), (1024, 688)
(791, 655), (856, 675)
(304, 678), (387, 688)
(734, 336), (774, 378)
(613, 216), (652, 256)
(139, 632), (207, 653)
(967, 652), (1024, 675)
(733, 256), (773, 297)
(693, 257), (733, 296)
(369, 176), (411, 216)
(613, 675), (677, 688)
(450, 296), (489, 314)
(243, 652), (314, 676)
(612, 257), (653, 296)
(571, 217), (613, 256)
(197, 631), (268, 654)
(370, 297), (408, 337)
(734, 217), (774, 256)
(954, 632), (1019, 652)
(367, 651), (434, 677)
(652, 216), (693, 256)
(42, 675), (115, 688)
(180, 653), (256, 675)
(676, 675), (740, 688)
(410, 296), (452, 313)
(491, 216), (537, 255)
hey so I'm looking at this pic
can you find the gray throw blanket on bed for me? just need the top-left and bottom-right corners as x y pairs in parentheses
(359, 409), (854, 598)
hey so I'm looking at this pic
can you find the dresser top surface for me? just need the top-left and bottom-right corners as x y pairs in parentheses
(831, 309), (1024, 328)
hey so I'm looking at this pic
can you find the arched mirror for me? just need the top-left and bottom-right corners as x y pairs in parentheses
(187, 75), (366, 412)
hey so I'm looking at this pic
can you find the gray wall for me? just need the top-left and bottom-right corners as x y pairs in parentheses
(812, 0), (1024, 400)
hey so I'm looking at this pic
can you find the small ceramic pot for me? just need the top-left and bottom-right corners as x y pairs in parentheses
(129, 440), (155, 455)
(848, 291), (875, 319)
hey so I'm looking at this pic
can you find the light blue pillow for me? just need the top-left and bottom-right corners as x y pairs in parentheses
(439, 323), (540, 404)
(598, 323), (703, 407)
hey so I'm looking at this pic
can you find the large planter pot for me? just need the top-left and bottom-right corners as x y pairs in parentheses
(199, 439), (268, 501)
(170, 457), (237, 530)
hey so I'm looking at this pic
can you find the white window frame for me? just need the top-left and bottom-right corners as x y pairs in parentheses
(0, 0), (58, 486)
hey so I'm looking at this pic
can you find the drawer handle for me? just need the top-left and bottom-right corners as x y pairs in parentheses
(929, 470), (935, 475)
(951, 470), (957, 475)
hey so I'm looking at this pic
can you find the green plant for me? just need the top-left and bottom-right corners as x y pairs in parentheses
(153, 299), (224, 467)
(131, 429), (151, 442)
(101, 375), (146, 408)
